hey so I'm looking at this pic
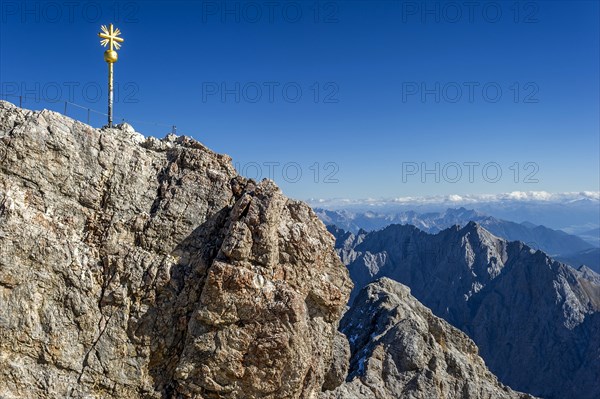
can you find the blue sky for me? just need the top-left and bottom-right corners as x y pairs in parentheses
(1, 0), (598, 201)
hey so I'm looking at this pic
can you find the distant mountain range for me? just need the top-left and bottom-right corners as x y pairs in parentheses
(328, 223), (600, 399)
(577, 228), (600, 246)
(316, 207), (596, 257)
(557, 247), (600, 274)
(308, 191), (600, 232)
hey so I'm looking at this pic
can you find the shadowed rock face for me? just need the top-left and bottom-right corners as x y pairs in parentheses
(329, 223), (600, 399)
(0, 101), (352, 399)
(320, 278), (536, 399)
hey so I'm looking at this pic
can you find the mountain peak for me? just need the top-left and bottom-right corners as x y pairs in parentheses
(458, 220), (502, 244)
(0, 101), (352, 398)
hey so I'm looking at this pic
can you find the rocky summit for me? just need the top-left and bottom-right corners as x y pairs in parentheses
(0, 101), (352, 398)
(320, 278), (535, 399)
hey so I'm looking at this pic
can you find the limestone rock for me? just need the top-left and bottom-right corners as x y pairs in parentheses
(321, 331), (351, 391)
(321, 278), (536, 399)
(0, 101), (352, 398)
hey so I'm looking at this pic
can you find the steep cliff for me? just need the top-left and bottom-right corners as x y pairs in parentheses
(0, 101), (352, 399)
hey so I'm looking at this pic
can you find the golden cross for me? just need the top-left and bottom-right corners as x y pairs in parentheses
(98, 24), (124, 51)
(97, 23), (124, 128)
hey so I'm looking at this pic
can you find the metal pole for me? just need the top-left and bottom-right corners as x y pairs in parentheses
(19, 96), (22, 108)
(87, 108), (91, 124)
(64, 102), (68, 115)
(108, 62), (114, 127)
(98, 23), (123, 128)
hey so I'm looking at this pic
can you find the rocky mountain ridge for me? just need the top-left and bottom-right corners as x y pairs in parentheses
(329, 223), (600, 399)
(322, 278), (536, 399)
(316, 207), (595, 257)
(0, 101), (352, 398)
(558, 247), (600, 273)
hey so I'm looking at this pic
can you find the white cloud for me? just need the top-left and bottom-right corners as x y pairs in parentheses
(307, 191), (600, 209)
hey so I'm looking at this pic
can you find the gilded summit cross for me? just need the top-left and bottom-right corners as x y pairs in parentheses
(98, 24), (124, 128)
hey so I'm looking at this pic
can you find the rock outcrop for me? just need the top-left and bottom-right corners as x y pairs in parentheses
(0, 101), (352, 398)
(329, 223), (600, 399)
(321, 278), (535, 399)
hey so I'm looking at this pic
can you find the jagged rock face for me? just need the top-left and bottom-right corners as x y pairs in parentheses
(320, 278), (535, 399)
(330, 223), (600, 399)
(0, 101), (352, 399)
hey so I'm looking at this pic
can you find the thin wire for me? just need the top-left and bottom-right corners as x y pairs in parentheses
(89, 108), (108, 116)
(65, 101), (91, 111)
(0, 93), (174, 130)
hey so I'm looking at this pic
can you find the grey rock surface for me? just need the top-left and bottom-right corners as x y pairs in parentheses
(0, 101), (352, 398)
(322, 331), (351, 392)
(320, 278), (535, 399)
(329, 223), (600, 399)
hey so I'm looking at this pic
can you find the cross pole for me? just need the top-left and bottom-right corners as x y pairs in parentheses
(98, 24), (124, 128)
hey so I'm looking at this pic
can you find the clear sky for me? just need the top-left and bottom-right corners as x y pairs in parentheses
(1, 0), (598, 201)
